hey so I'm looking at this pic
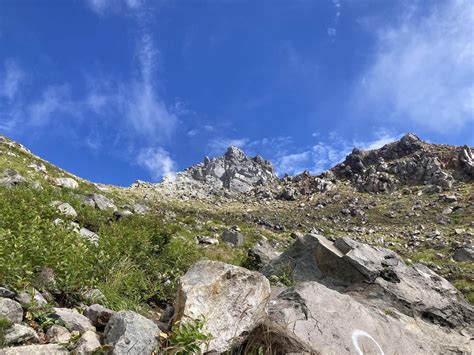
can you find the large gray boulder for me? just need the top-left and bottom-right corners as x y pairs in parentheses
(0, 298), (23, 323)
(263, 234), (474, 329)
(3, 324), (39, 346)
(175, 260), (271, 353)
(244, 282), (473, 354)
(104, 311), (159, 355)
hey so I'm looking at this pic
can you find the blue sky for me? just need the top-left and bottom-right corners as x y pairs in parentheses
(0, 0), (473, 185)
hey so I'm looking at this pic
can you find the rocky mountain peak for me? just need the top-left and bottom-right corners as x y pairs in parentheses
(165, 146), (277, 195)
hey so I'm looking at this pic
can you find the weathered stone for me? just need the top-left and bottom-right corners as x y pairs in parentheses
(244, 282), (472, 354)
(84, 304), (115, 329)
(54, 177), (79, 189)
(15, 288), (48, 308)
(196, 236), (219, 245)
(52, 308), (95, 334)
(35, 267), (56, 289)
(175, 260), (271, 353)
(0, 285), (16, 299)
(0, 344), (69, 354)
(46, 325), (71, 344)
(79, 228), (99, 245)
(104, 311), (159, 355)
(453, 246), (474, 262)
(0, 169), (27, 187)
(0, 298), (23, 323)
(88, 194), (117, 211)
(73, 330), (101, 354)
(55, 203), (77, 218)
(222, 229), (244, 246)
(4, 324), (39, 346)
(248, 240), (281, 268)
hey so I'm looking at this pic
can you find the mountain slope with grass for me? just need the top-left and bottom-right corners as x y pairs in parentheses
(0, 133), (472, 353)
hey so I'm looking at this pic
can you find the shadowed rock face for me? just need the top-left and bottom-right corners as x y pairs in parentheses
(178, 146), (277, 193)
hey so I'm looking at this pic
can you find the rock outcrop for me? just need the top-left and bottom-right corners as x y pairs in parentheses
(333, 134), (462, 192)
(153, 146), (278, 199)
(263, 234), (474, 329)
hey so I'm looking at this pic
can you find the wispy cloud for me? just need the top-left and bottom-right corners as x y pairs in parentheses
(28, 85), (80, 127)
(0, 59), (26, 130)
(274, 131), (400, 176)
(121, 34), (177, 140)
(0, 59), (25, 101)
(137, 146), (176, 181)
(356, 0), (474, 133)
(85, 0), (145, 16)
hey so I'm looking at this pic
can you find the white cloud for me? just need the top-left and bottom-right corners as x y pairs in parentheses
(354, 133), (400, 150)
(28, 85), (79, 127)
(121, 35), (177, 140)
(137, 146), (176, 181)
(0, 59), (25, 101)
(274, 131), (401, 176)
(84, 0), (144, 15)
(357, 0), (474, 133)
(276, 151), (311, 175)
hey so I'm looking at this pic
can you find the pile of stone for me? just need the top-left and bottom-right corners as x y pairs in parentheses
(0, 288), (159, 355)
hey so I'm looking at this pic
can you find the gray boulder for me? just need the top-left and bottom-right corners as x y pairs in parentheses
(73, 330), (101, 354)
(0, 344), (69, 354)
(54, 177), (79, 189)
(459, 145), (474, 176)
(453, 246), (474, 262)
(244, 282), (473, 354)
(0, 298), (23, 323)
(104, 311), (159, 355)
(54, 202), (77, 219)
(46, 325), (71, 344)
(0, 169), (27, 187)
(84, 304), (115, 329)
(222, 229), (244, 246)
(175, 260), (271, 353)
(248, 240), (281, 268)
(4, 324), (39, 346)
(15, 289), (48, 308)
(88, 194), (117, 211)
(79, 228), (99, 245)
(52, 308), (95, 334)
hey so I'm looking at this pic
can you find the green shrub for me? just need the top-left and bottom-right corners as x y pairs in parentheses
(164, 317), (211, 354)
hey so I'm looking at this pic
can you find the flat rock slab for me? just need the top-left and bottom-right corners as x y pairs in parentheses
(245, 282), (473, 354)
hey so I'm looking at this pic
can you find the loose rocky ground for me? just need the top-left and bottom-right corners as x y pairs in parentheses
(0, 133), (472, 354)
